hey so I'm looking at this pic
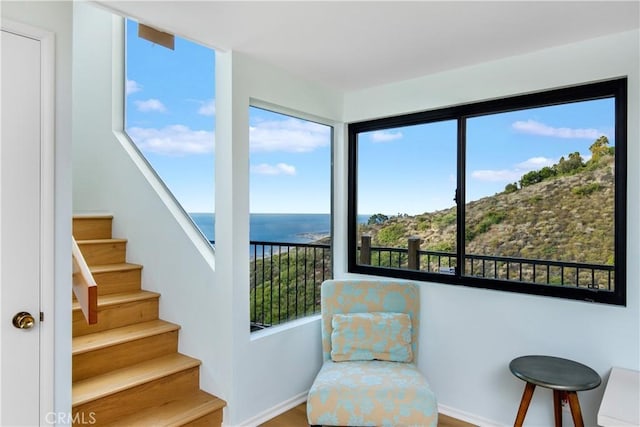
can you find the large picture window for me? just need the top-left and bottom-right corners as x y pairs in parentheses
(348, 79), (626, 305)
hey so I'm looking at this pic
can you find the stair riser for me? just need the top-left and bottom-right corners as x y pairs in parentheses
(72, 367), (200, 425)
(93, 268), (142, 295)
(73, 298), (159, 337)
(73, 217), (113, 240)
(73, 330), (179, 382)
(183, 411), (223, 427)
(77, 241), (127, 266)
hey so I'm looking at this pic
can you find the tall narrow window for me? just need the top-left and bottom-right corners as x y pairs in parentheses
(125, 19), (215, 241)
(249, 106), (333, 331)
(349, 79), (626, 305)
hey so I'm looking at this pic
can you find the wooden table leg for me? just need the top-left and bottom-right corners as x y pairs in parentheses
(514, 382), (536, 427)
(566, 391), (584, 427)
(553, 390), (564, 427)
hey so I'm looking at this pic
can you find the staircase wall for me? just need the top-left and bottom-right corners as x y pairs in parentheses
(71, 2), (226, 403)
(71, 3), (345, 426)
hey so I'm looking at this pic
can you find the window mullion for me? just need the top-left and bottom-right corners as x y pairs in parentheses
(457, 117), (467, 278)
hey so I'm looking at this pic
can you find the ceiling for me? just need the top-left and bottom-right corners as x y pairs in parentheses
(98, 1), (640, 92)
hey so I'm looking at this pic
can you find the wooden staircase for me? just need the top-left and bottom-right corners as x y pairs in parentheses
(72, 214), (225, 426)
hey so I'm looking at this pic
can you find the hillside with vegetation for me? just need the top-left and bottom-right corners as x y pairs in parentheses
(252, 137), (615, 328)
(360, 136), (615, 266)
(250, 237), (331, 329)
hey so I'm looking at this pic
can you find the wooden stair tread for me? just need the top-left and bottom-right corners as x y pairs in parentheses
(90, 262), (142, 274)
(76, 238), (127, 244)
(72, 353), (201, 407)
(71, 213), (221, 425)
(72, 290), (160, 311)
(73, 320), (180, 355)
(101, 390), (226, 427)
(73, 214), (114, 219)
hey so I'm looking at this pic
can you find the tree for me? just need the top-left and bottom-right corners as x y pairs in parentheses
(520, 170), (543, 188)
(539, 166), (556, 180)
(367, 213), (389, 225)
(556, 152), (584, 175)
(504, 182), (518, 193)
(589, 136), (610, 162)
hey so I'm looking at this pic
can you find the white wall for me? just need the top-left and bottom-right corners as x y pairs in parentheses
(71, 2), (228, 400)
(1, 1), (73, 421)
(342, 30), (640, 426)
(215, 50), (343, 425)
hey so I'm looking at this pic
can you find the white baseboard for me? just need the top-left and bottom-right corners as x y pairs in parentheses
(228, 391), (308, 427)
(438, 403), (504, 427)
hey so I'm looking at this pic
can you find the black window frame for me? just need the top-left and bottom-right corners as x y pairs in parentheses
(348, 78), (627, 305)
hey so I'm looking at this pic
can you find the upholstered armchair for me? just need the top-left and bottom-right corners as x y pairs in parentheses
(307, 279), (438, 427)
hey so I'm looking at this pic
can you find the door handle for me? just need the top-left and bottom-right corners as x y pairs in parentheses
(12, 312), (35, 329)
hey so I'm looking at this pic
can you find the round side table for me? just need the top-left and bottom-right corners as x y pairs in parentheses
(509, 355), (601, 427)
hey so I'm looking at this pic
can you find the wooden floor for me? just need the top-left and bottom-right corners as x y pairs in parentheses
(260, 403), (476, 427)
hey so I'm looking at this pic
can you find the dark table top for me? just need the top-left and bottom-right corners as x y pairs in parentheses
(510, 355), (601, 391)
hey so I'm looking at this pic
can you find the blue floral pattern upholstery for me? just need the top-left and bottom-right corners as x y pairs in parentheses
(331, 312), (413, 362)
(307, 279), (438, 426)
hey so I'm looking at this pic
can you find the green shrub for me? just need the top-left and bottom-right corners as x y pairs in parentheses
(434, 211), (456, 227)
(476, 211), (506, 234)
(376, 223), (406, 245)
(528, 195), (543, 203)
(572, 183), (602, 196)
(429, 241), (454, 252)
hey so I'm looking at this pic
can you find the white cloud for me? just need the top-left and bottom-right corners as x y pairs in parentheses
(126, 79), (142, 95)
(251, 163), (296, 176)
(370, 130), (403, 142)
(472, 156), (555, 183)
(198, 99), (215, 116)
(515, 156), (555, 170)
(250, 118), (330, 153)
(471, 169), (522, 182)
(512, 120), (605, 139)
(127, 125), (214, 156)
(135, 98), (167, 113)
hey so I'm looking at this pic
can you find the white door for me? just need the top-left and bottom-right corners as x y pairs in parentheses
(1, 24), (53, 426)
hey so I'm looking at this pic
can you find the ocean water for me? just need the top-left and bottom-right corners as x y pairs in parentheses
(190, 213), (370, 244)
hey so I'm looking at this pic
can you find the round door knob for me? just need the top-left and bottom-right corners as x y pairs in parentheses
(12, 312), (35, 329)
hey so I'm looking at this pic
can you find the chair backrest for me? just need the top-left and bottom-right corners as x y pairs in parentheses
(320, 279), (420, 362)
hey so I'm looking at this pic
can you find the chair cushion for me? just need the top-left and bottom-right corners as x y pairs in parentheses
(331, 312), (413, 362)
(307, 360), (438, 427)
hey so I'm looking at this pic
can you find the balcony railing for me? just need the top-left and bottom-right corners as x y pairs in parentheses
(358, 235), (615, 291)
(208, 239), (332, 331)
(211, 233), (613, 333)
(248, 241), (331, 331)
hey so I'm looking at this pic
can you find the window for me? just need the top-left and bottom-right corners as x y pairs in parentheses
(249, 106), (333, 330)
(124, 19), (216, 241)
(349, 79), (626, 305)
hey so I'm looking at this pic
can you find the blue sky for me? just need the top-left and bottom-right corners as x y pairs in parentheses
(358, 98), (614, 215)
(125, 20), (613, 217)
(125, 20), (331, 214)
